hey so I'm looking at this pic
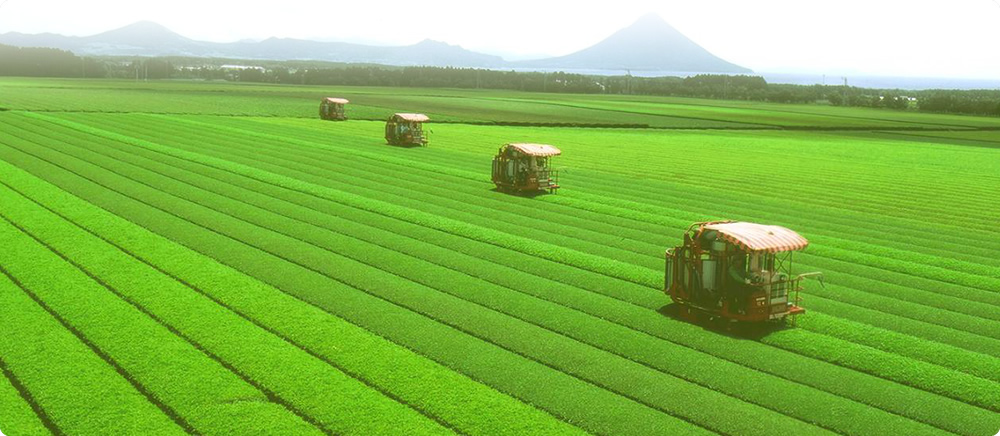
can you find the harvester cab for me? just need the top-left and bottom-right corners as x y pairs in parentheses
(665, 221), (821, 324)
(385, 113), (429, 146)
(491, 143), (561, 194)
(319, 98), (349, 121)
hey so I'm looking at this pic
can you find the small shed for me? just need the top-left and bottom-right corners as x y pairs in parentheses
(385, 113), (430, 146)
(319, 98), (349, 121)
(491, 143), (561, 194)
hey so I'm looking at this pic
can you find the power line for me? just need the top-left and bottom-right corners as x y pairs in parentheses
(993, 0), (1000, 9)
(0, 0), (9, 9)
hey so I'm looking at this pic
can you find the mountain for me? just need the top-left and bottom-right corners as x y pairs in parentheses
(0, 22), (505, 68)
(84, 21), (193, 49)
(0, 15), (747, 73)
(516, 13), (751, 73)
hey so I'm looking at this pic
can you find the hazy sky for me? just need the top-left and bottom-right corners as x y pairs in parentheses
(1, 0), (999, 78)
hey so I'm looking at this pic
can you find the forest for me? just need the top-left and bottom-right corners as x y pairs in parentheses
(2, 44), (997, 117)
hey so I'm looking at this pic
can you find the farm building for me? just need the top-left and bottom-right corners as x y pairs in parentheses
(385, 113), (430, 146)
(319, 98), (349, 121)
(491, 143), (561, 194)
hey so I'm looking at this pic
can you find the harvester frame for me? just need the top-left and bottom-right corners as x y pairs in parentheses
(319, 97), (349, 121)
(665, 221), (821, 324)
(385, 113), (429, 146)
(491, 143), (561, 194)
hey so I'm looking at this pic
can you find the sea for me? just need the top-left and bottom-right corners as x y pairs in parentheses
(507, 68), (1000, 91)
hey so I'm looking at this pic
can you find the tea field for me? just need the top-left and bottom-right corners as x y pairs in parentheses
(1, 79), (998, 435)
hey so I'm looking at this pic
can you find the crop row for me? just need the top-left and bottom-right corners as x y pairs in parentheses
(5, 115), (992, 432)
(0, 183), (457, 435)
(10, 77), (1000, 129)
(72, 113), (968, 296)
(519, 97), (998, 130)
(73, 117), (1000, 414)
(95, 114), (1000, 342)
(17, 112), (1000, 358)
(277, 130), (1000, 317)
(0, 267), (185, 435)
(538, 192), (1000, 318)
(39, 113), (1000, 357)
(0, 162), (585, 436)
(5, 115), (960, 350)
(0, 130), (710, 436)
(541, 136), (1000, 228)
(797, 292), (1000, 358)
(140, 113), (1000, 254)
(0, 344), (58, 436)
(398, 120), (1000, 230)
(558, 175), (999, 263)
(153, 114), (1000, 284)
(8, 122), (947, 435)
(186, 117), (994, 236)
(78, 115), (1000, 392)
(0, 211), (329, 435)
(1, 115), (821, 436)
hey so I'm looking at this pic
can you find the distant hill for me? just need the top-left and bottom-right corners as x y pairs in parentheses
(0, 15), (748, 73)
(515, 14), (751, 73)
(0, 21), (506, 68)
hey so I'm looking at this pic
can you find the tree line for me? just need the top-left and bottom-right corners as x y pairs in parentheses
(0, 45), (106, 78)
(1, 44), (998, 117)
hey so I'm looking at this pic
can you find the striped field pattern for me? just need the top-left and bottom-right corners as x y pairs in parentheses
(1, 79), (999, 435)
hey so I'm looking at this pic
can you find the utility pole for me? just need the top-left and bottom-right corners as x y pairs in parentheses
(842, 77), (848, 105)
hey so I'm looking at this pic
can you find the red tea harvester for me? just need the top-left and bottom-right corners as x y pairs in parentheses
(665, 221), (822, 323)
(491, 143), (561, 194)
(319, 97), (349, 121)
(385, 113), (430, 146)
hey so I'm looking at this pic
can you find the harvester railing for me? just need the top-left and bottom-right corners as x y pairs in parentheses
(537, 168), (559, 193)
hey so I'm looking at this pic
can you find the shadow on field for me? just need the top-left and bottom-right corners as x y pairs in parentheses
(657, 304), (790, 340)
(489, 188), (550, 198)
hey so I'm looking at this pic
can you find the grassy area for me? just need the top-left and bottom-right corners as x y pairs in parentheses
(3, 78), (999, 129)
(1, 78), (998, 435)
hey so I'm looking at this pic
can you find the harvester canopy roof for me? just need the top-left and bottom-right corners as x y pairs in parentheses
(324, 97), (349, 104)
(703, 221), (809, 253)
(507, 143), (562, 157)
(392, 113), (430, 122)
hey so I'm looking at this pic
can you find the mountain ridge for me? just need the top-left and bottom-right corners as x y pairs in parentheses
(0, 14), (750, 73)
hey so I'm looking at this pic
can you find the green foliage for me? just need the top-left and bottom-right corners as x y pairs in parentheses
(0, 364), (50, 436)
(3, 78), (1000, 128)
(1, 79), (999, 435)
(0, 157), (585, 436)
(0, 273), (186, 435)
(0, 44), (105, 78)
(0, 182), (444, 436)
(919, 90), (1000, 116)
